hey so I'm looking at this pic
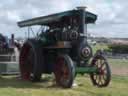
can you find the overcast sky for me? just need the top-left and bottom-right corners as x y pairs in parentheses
(0, 0), (127, 38)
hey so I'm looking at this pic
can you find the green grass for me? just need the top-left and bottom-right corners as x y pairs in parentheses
(0, 75), (128, 96)
(0, 43), (127, 96)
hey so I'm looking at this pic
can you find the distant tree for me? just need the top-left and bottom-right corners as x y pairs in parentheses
(108, 43), (128, 54)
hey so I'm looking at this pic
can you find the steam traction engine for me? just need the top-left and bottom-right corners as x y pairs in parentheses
(17, 7), (111, 88)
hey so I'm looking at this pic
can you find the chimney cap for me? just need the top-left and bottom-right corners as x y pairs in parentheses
(77, 6), (87, 10)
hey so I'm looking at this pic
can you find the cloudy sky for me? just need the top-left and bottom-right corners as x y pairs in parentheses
(0, 0), (128, 38)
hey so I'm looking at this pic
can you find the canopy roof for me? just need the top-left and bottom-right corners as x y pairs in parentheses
(18, 9), (97, 27)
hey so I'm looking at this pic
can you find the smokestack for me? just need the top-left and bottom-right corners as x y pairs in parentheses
(77, 6), (88, 44)
(11, 34), (15, 47)
(77, 6), (87, 34)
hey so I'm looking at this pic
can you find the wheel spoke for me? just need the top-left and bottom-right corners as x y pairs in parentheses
(97, 59), (101, 68)
(94, 74), (98, 80)
(103, 74), (107, 81)
(102, 66), (107, 72)
(97, 76), (101, 84)
(101, 75), (105, 84)
(100, 62), (105, 69)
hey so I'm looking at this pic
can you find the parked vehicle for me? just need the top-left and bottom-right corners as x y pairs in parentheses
(17, 7), (111, 88)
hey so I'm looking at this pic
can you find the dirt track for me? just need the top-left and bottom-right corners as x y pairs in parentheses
(110, 65), (128, 76)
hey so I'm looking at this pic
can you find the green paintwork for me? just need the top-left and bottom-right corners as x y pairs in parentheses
(76, 67), (98, 74)
(38, 33), (56, 45)
(18, 10), (97, 27)
(38, 34), (49, 45)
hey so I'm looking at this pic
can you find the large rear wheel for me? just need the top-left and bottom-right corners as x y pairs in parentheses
(19, 39), (43, 82)
(54, 54), (75, 88)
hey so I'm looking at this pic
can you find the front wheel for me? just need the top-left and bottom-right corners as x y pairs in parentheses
(54, 54), (75, 88)
(90, 54), (111, 87)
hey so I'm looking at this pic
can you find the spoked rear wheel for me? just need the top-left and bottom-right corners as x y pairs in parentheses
(19, 40), (43, 82)
(54, 54), (75, 88)
(90, 55), (111, 87)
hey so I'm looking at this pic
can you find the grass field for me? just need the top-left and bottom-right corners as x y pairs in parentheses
(0, 75), (128, 96)
(0, 58), (128, 96)
(0, 43), (128, 96)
